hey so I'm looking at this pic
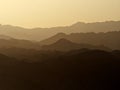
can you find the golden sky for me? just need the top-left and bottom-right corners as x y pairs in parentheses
(0, 0), (120, 28)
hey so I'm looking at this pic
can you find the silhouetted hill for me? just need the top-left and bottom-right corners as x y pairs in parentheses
(0, 49), (120, 90)
(0, 47), (42, 61)
(0, 53), (11, 61)
(0, 39), (41, 49)
(40, 31), (120, 49)
(0, 21), (120, 41)
(69, 21), (120, 33)
(0, 53), (17, 65)
(0, 34), (13, 39)
(42, 38), (110, 51)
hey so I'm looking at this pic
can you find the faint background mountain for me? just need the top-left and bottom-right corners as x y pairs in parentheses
(0, 34), (13, 40)
(40, 31), (120, 50)
(0, 39), (110, 61)
(0, 49), (120, 90)
(42, 38), (110, 51)
(0, 21), (120, 41)
(0, 39), (40, 49)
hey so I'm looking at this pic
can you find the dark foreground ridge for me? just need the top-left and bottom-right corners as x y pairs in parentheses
(0, 49), (120, 90)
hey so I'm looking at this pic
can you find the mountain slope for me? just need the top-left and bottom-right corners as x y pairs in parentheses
(0, 49), (120, 90)
(40, 31), (120, 50)
(0, 21), (120, 41)
(0, 53), (17, 65)
(42, 38), (110, 51)
(0, 34), (13, 39)
(0, 39), (41, 49)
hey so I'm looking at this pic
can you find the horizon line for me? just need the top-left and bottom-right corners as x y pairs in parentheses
(0, 20), (120, 29)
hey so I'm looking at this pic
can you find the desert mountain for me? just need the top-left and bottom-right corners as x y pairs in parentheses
(0, 39), (40, 49)
(0, 21), (120, 41)
(40, 31), (120, 50)
(42, 38), (110, 51)
(0, 53), (17, 65)
(0, 49), (120, 90)
(0, 34), (13, 40)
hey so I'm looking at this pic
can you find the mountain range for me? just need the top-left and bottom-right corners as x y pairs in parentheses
(0, 21), (120, 90)
(0, 49), (120, 90)
(0, 22), (120, 89)
(0, 30), (120, 50)
(0, 34), (12, 40)
(0, 38), (40, 49)
(0, 21), (120, 41)
(42, 38), (110, 51)
(40, 31), (120, 50)
(0, 39), (110, 61)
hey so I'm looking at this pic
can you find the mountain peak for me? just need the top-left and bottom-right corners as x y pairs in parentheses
(54, 38), (73, 45)
(0, 34), (13, 40)
(71, 22), (86, 27)
(55, 33), (66, 36)
(42, 38), (79, 51)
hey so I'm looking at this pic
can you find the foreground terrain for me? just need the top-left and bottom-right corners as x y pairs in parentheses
(0, 49), (120, 90)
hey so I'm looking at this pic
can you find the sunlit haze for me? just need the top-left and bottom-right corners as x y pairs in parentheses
(0, 0), (120, 28)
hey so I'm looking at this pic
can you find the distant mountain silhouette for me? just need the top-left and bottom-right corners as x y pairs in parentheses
(0, 53), (17, 65)
(0, 34), (13, 40)
(0, 47), (39, 61)
(40, 33), (67, 45)
(42, 38), (110, 51)
(40, 31), (120, 50)
(0, 21), (120, 41)
(0, 39), (41, 49)
(0, 49), (120, 90)
(0, 21), (120, 90)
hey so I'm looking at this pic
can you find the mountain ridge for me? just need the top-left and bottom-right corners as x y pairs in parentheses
(0, 34), (13, 40)
(42, 38), (110, 51)
(40, 31), (120, 50)
(0, 21), (120, 41)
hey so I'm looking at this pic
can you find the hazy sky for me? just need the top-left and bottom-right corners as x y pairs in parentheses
(0, 0), (120, 28)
